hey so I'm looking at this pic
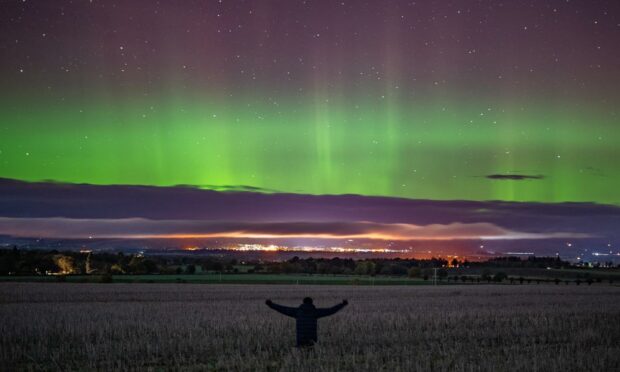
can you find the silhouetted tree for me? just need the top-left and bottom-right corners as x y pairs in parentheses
(355, 261), (376, 276)
(438, 268), (448, 278)
(185, 264), (196, 274)
(407, 266), (421, 278)
(493, 272), (507, 282)
(481, 269), (492, 282)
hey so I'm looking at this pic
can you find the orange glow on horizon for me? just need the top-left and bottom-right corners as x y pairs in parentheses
(180, 243), (411, 254)
(124, 232), (494, 241)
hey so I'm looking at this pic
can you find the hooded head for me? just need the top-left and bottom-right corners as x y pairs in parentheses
(303, 297), (313, 305)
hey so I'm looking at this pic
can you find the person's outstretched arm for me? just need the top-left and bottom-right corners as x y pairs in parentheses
(265, 299), (297, 317)
(315, 300), (348, 318)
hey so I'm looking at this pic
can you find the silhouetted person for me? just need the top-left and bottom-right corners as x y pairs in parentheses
(265, 297), (348, 347)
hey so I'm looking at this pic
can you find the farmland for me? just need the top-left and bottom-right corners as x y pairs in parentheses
(1, 283), (619, 371)
(0, 273), (426, 285)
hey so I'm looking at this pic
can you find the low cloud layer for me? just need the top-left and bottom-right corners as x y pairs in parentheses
(0, 217), (590, 241)
(0, 178), (618, 244)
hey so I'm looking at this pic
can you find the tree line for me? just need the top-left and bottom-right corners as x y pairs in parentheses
(2, 247), (615, 280)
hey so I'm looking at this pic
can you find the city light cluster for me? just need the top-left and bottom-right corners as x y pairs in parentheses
(184, 244), (409, 254)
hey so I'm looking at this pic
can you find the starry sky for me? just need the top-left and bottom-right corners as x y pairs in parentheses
(1, 0), (619, 203)
(0, 1), (619, 257)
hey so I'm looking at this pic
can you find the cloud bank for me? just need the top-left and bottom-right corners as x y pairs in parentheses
(0, 217), (590, 241)
(0, 178), (617, 244)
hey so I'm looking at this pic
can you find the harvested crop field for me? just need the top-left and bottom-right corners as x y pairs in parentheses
(1, 283), (619, 371)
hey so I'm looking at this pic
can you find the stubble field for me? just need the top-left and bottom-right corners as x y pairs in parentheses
(1, 283), (619, 371)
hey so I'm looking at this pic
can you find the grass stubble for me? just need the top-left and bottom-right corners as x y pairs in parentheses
(0, 283), (618, 371)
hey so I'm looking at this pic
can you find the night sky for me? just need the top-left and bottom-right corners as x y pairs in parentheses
(1, 1), (619, 257)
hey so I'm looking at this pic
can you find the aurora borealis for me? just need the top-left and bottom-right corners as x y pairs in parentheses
(1, 1), (619, 258)
(2, 96), (618, 202)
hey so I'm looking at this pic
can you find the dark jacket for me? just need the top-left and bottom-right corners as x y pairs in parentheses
(266, 301), (347, 346)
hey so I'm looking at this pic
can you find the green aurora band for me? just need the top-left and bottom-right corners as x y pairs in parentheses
(1, 92), (617, 204)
